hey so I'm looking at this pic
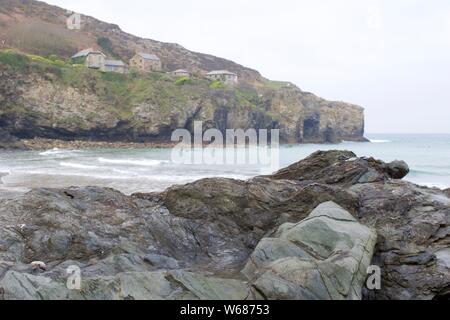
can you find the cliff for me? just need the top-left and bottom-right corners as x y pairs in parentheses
(0, 0), (366, 144)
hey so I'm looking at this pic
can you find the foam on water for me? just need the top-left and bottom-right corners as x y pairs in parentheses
(0, 171), (9, 186)
(1, 134), (450, 194)
(40, 148), (80, 156)
(98, 157), (168, 166)
(60, 162), (100, 170)
(421, 182), (450, 189)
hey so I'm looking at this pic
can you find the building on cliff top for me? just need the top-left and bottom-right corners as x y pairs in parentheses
(130, 53), (162, 72)
(103, 60), (128, 74)
(206, 70), (238, 85)
(72, 48), (106, 69)
(171, 69), (191, 77)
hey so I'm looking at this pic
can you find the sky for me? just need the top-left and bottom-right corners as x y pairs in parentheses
(44, 0), (450, 134)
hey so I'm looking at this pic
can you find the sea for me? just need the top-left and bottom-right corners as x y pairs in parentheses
(1, 134), (449, 197)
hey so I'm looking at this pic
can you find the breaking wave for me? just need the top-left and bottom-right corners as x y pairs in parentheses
(59, 162), (99, 169)
(40, 148), (68, 156)
(98, 157), (168, 166)
(369, 139), (391, 143)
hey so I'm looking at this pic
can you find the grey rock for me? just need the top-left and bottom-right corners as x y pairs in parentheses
(268, 150), (396, 185)
(243, 202), (377, 300)
(0, 129), (28, 151)
(0, 269), (257, 300)
(385, 160), (410, 179)
(444, 188), (450, 197)
(0, 150), (448, 300)
(144, 254), (180, 270)
(351, 182), (450, 300)
(0, 271), (77, 300)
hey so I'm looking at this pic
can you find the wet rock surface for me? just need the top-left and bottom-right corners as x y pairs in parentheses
(444, 189), (450, 197)
(0, 150), (448, 300)
(0, 128), (28, 150)
(242, 202), (377, 300)
(269, 150), (409, 184)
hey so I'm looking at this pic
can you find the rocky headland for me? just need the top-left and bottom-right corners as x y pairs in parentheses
(0, 150), (448, 300)
(0, 0), (367, 147)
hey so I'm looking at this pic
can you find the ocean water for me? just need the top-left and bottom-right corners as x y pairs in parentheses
(0, 134), (449, 196)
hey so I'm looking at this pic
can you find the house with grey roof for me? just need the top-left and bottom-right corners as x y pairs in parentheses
(206, 70), (238, 85)
(130, 52), (162, 72)
(102, 60), (129, 74)
(171, 69), (191, 78)
(71, 48), (106, 69)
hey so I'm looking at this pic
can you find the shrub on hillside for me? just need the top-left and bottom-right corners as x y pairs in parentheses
(209, 80), (225, 89)
(175, 76), (191, 85)
(0, 50), (29, 70)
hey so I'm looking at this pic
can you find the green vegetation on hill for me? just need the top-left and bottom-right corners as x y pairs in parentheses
(0, 50), (272, 122)
(96, 37), (119, 59)
(175, 76), (192, 86)
(0, 50), (30, 70)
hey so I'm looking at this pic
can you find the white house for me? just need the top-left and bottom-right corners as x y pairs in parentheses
(130, 53), (162, 72)
(171, 69), (191, 77)
(206, 70), (238, 85)
(71, 48), (106, 69)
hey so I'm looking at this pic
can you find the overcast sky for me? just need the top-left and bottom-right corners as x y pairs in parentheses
(45, 0), (450, 133)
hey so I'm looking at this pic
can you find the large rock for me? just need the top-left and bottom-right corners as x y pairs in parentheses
(158, 177), (359, 242)
(385, 160), (409, 179)
(351, 182), (450, 300)
(243, 202), (377, 300)
(0, 150), (448, 300)
(269, 150), (408, 185)
(0, 271), (74, 300)
(0, 186), (257, 274)
(0, 270), (259, 300)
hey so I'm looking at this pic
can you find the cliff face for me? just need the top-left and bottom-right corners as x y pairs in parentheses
(0, 0), (366, 144)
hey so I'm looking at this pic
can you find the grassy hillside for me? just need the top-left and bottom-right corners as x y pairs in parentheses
(0, 50), (282, 138)
(0, 49), (366, 144)
(0, 0), (261, 82)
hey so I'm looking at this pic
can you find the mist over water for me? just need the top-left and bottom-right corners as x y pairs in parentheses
(1, 134), (449, 196)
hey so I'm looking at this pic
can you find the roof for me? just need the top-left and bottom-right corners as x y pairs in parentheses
(136, 53), (160, 61)
(104, 60), (127, 67)
(72, 48), (105, 59)
(206, 70), (237, 76)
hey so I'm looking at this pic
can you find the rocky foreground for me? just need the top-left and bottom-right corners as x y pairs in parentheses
(0, 151), (448, 300)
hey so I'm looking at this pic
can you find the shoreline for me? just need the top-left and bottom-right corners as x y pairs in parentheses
(21, 138), (178, 151)
(20, 137), (370, 151)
